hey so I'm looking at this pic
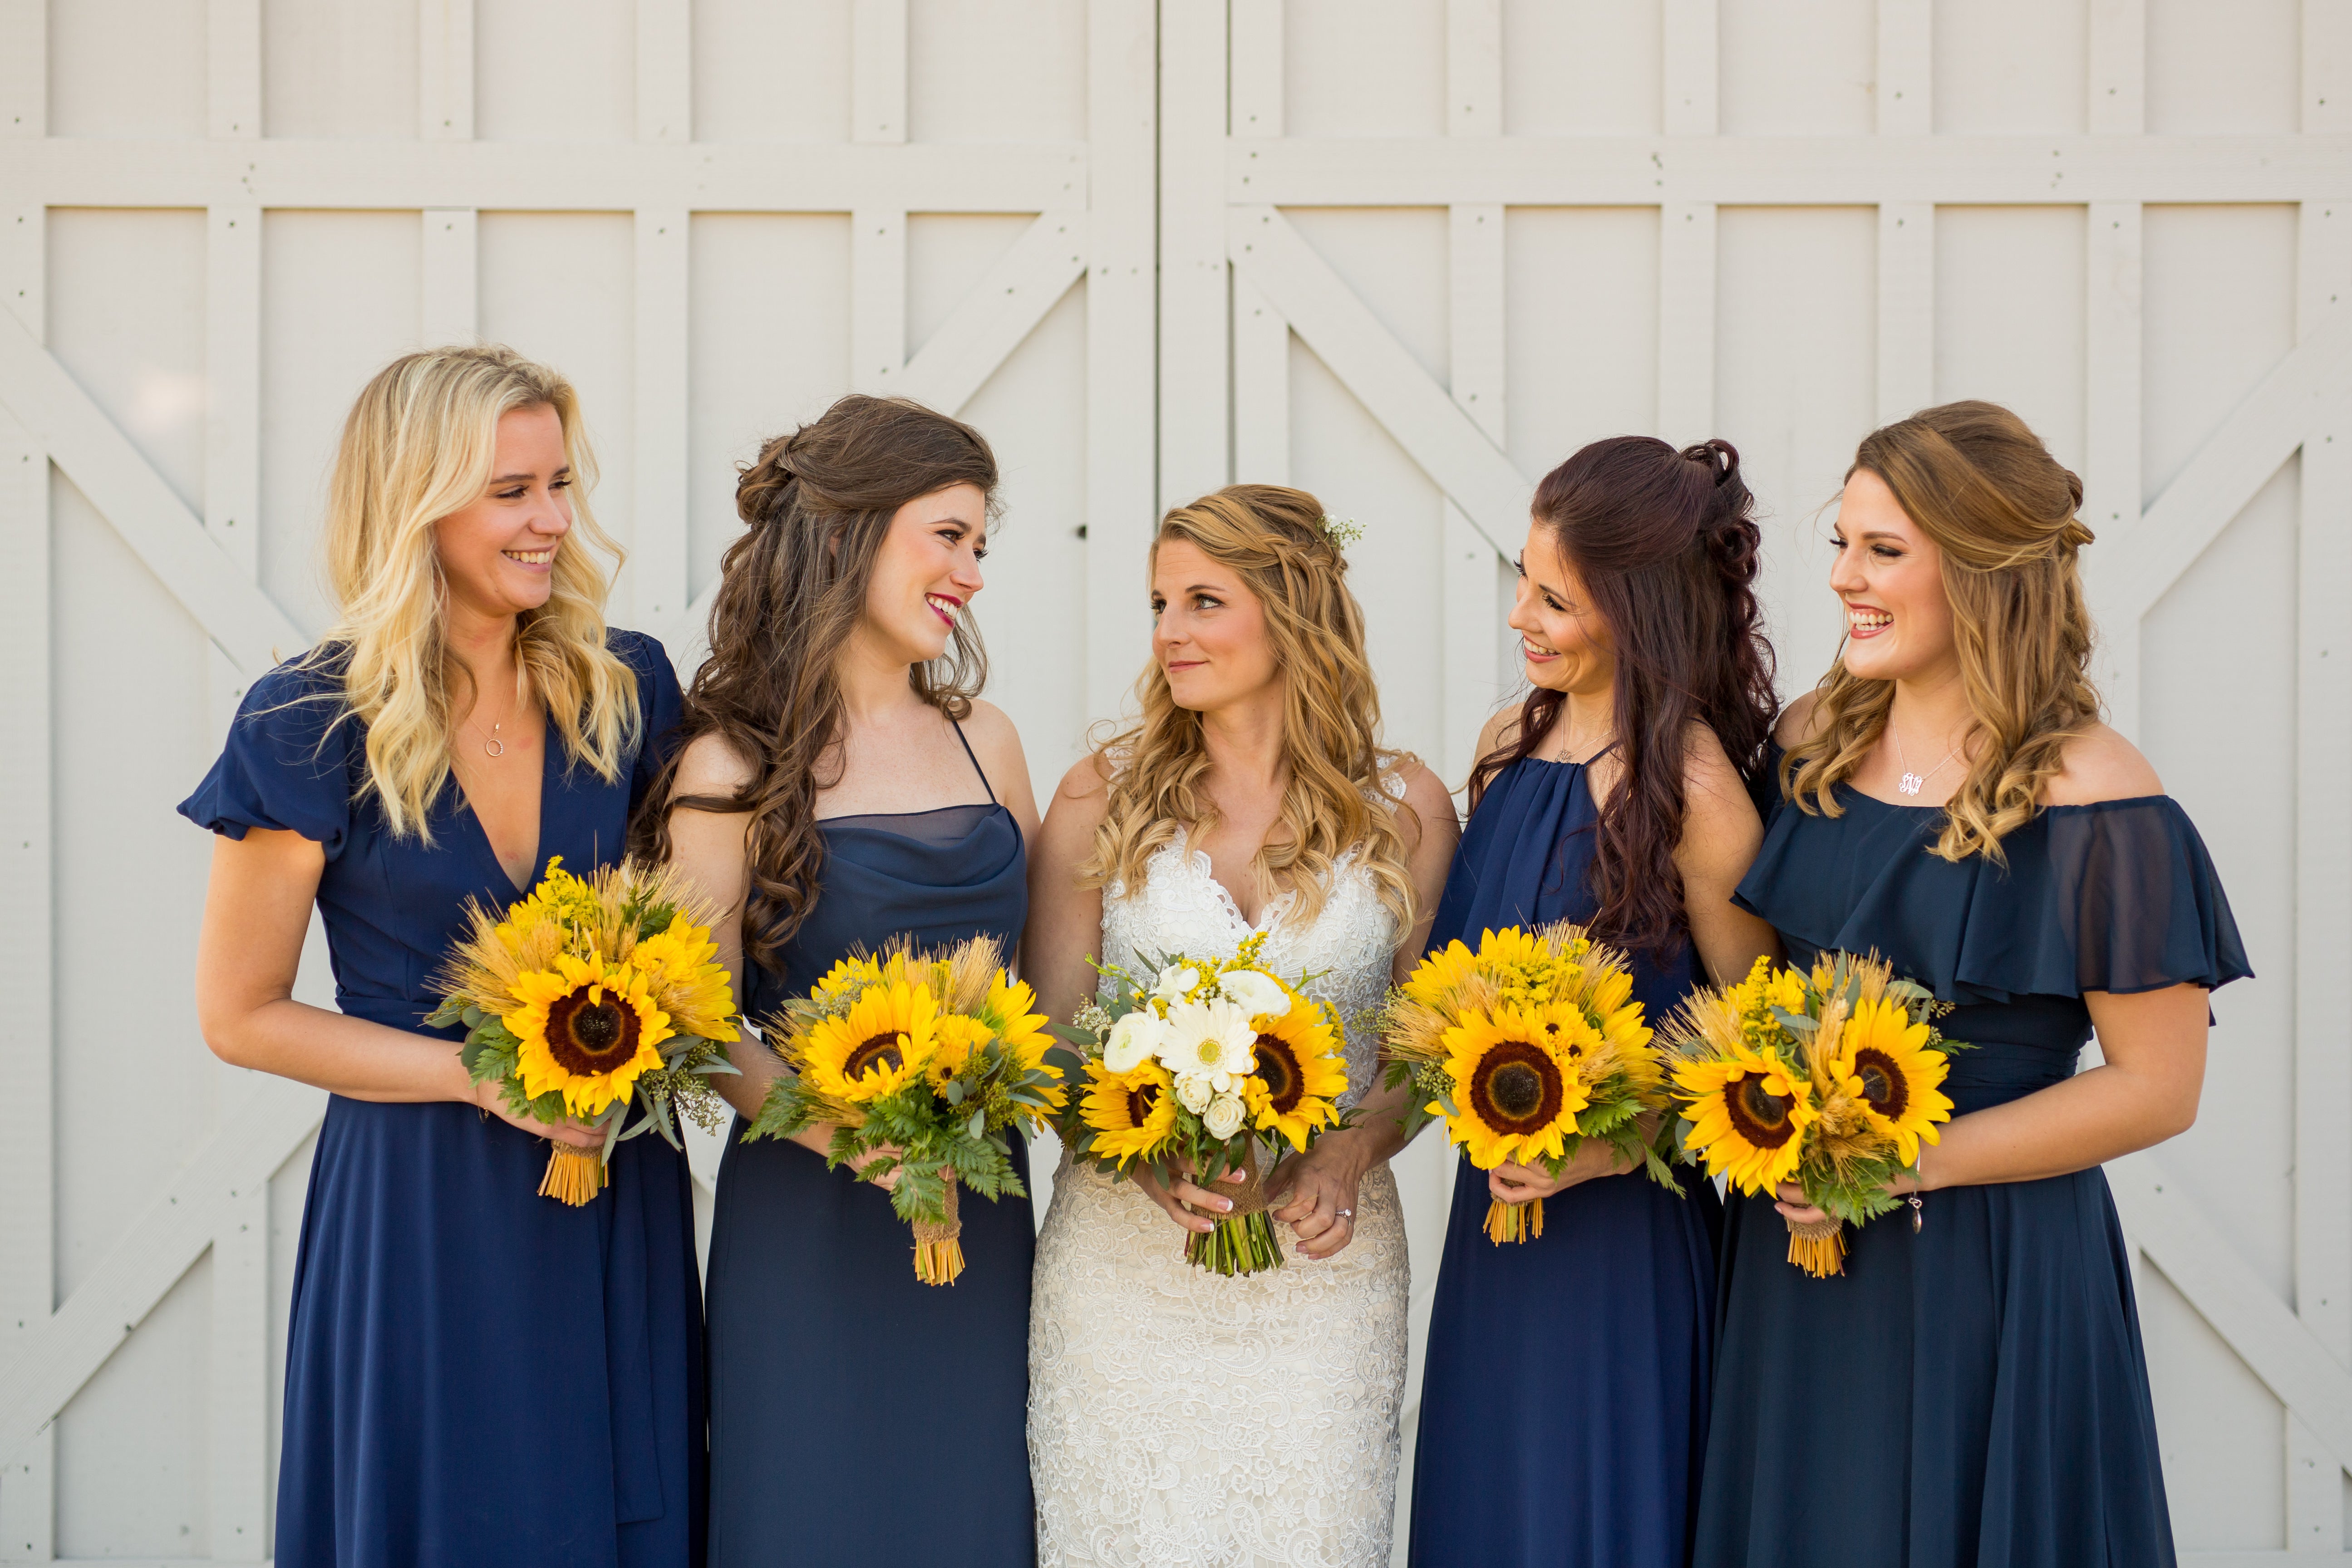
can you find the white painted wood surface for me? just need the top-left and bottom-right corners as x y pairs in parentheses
(0, 2), (2344, 1560)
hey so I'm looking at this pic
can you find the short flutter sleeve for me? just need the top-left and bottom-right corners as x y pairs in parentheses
(609, 628), (685, 814)
(178, 658), (360, 859)
(1737, 792), (2252, 1005)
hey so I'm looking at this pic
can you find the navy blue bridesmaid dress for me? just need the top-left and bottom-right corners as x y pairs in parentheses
(1693, 778), (2251, 1568)
(1407, 755), (1723, 1568)
(178, 629), (703, 1568)
(702, 727), (1035, 1568)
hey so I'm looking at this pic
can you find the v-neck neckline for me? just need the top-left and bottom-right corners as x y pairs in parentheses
(455, 733), (556, 900)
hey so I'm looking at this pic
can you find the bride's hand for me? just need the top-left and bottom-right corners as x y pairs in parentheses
(1136, 1154), (1248, 1235)
(1270, 1135), (1367, 1261)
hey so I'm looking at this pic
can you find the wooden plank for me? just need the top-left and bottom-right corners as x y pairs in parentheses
(1230, 206), (1531, 555)
(2083, 200), (2143, 731)
(2288, 1412), (2342, 1553)
(420, 0), (475, 140)
(207, 1180), (270, 1559)
(852, 0), (908, 144)
(206, 0), (262, 140)
(1447, 0), (1502, 140)
(205, 206), (260, 575)
(1231, 275), (1290, 484)
(1876, 202), (1933, 425)
(1084, 0), (1158, 722)
(1658, 202), (1717, 444)
(2088, 0), (2147, 136)
(1230, 0), (1284, 139)
(635, 0), (691, 144)
(2108, 1151), (2352, 1472)
(1663, 0), (1719, 136)
(1159, 0), (1229, 511)
(2313, 0), (2352, 134)
(0, 1077), (325, 1470)
(0, 308), (306, 676)
(421, 207), (478, 345)
(851, 208), (907, 393)
(898, 210), (1087, 417)
(632, 210), (689, 633)
(0, 0), (39, 142)
(1445, 202), (1506, 790)
(1876, 0), (1932, 137)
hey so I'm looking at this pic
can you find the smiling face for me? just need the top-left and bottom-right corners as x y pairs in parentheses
(857, 481), (989, 667)
(432, 403), (573, 624)
(1151, 537), (1281, 713)
(1507, 520), (1615, 699)
(1829, 468), (1957, 683)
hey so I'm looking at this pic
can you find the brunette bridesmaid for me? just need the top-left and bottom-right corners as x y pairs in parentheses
(1407, 438), (1781, 1568)
(1693, 401), (2249, 1568)
(182, 346), (701, 1566)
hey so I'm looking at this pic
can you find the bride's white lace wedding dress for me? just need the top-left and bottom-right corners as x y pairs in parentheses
(1028, 827), (1411, 1568)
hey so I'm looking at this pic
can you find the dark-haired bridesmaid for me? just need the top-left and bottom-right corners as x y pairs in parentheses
(1693, 401), (2249, 1568)
(1407, 438), (1781, 1568)
(645, 395), (1042, 1568)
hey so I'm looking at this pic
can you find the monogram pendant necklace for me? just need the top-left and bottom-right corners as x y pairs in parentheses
(1890, 721), (1963, 798)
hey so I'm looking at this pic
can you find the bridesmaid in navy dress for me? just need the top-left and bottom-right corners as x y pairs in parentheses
(1693, 402), (2250, 1568)
(1408, 438), (1781, 1568)
(182, 346), (702, 1566)
(645, 397), (1043, 1568)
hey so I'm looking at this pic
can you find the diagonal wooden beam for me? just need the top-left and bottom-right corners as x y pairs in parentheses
(2108, 1150), (2352, 1474)
(0, 307), (305, 677)
(1228, 203), (1531, 555)
(0, 1076), (324, 1466)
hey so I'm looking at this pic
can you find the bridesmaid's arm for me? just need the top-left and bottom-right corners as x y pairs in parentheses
(193, 830), (599, 1147)
(660, 732), (776, 1126)
(1677, 727), (1780, 985)
(1020, 754), (1110, 1030)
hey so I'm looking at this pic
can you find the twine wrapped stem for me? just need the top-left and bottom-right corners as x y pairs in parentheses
(912, 1173), (965, 1286)
(1785, 1213), (1847, 1278)
(539, 1142), (607, 1206)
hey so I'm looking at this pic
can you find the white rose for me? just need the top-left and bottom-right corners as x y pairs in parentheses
(1175, 1073), (1215, 1113)
(1203, 1094), (1247, 1140)
(1157, 997), (1259, 1086)
(1103, 1010), (1165, 1074)
(1215, 967), (1288, 1022)
(1151, 964), (1201, 1005)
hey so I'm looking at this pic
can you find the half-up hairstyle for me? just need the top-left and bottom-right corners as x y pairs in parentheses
(634, 394), (998, 969)
(1468, 437), (1778, 958)
(1782, 399), (2099, 862)
(1080, 485), (1418, 934)
(309, 343), (639, 841)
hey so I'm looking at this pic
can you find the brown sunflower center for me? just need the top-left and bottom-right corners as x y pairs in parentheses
(1124, 1081), (1161, 1126)
(844, 1032), (906, 1081)
(1253, 1033), (1304, 1115)
(545, 988), (641, 1076)
(1725, 1070), (1798, 1149)
(1851, 1047), (1907, 1120)
(1466, 1038), (1563, 1134)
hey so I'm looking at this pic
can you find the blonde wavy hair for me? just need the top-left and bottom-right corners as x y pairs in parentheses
(1782, 400), (2100, 862)
(1080, 485), (1417, 931)
(305, 344), (640, 840)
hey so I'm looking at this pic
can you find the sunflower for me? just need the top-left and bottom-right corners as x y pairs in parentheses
(629, 916), (740, 1043)
(509, 951), (674, 1117)
(1401, 939), (1481, 1008)
(1243, 993), (1349, 1150)
(1080, 1058), (1178, 1165)
(925, 1013), (994, 1087)
(802, 979), (938, 1104)
(1828, 995), (1953, 1166)
(1673, 1042), (1817, 1193)
(1438, 1006), (1592, 1170)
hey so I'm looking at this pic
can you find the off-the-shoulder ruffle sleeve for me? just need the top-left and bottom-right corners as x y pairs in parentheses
(177, 660), (359, 858)
(610, 628), (685, 814)
(1736, 793), (2252, 1004)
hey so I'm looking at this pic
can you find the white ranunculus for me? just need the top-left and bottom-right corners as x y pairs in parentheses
(1203, 1094), (1247, 1140)
(1151, 964), (1201, 1005)
(1174, 1073), (1215, 1114)
(1102, 1009), (1166, 1074)
(1157, 997), (1259, 1093)
(1215, 966), (1289, 1022)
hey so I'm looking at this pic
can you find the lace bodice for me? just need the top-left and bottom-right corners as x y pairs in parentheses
(1098, 830), (1400, 1111)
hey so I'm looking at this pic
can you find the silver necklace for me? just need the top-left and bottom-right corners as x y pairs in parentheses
(1890, 722), (1963, 798)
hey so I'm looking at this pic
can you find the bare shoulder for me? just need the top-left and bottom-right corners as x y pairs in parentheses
(673, 730), (755, 800)
(959, 698), (1028, 769)
(1681, 723), (1762, 834)
(1772, 690), (1824, 749)
(1386, 755), (1459, 849)
(1473, 701), (1523, 765)
(1048, 750), (1116, 819)
(2041, 723), (2165, 806)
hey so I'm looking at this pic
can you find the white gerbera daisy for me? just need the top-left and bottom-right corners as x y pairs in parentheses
(1157, 997), (1258, 1093)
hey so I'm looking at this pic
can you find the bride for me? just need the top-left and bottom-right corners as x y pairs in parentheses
(1024, 485), (1456, 1567)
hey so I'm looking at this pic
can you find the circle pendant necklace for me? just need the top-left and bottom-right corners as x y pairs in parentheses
(1890, 723), (1962, 798)
(482, 722), (504, 758)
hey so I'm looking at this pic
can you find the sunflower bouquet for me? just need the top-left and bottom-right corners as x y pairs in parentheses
(1379, 922), (1678, 1244)
(427, 856), (742, 1205)
(1661, 952), (1958, 1277)
(744, 937), (1064, 1285)
(1060, 933), (1351, 1277)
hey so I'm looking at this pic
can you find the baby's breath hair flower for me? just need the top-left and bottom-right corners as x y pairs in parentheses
(1319, 513), (1366, 550)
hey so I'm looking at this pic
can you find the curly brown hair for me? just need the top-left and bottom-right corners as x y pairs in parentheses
(632, 394), (998, 968)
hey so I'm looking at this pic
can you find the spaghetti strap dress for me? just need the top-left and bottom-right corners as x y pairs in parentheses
(1692, 774), (2251, 1568)
(1406, 755), (1723, 1568)
(703, 723), (1035, 1568)
(177, 629), (703, 1568)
